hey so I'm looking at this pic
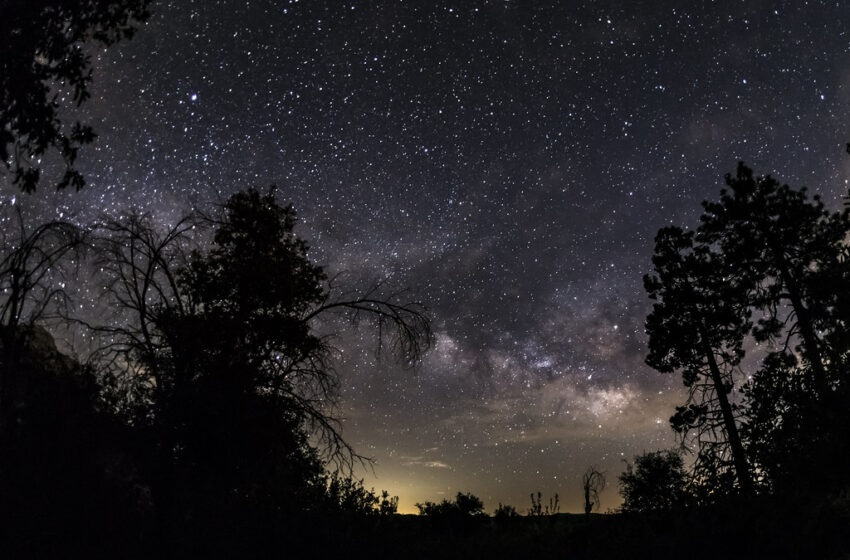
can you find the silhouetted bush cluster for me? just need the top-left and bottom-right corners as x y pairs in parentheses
(618, 450), (690, 513)
(416, 491), (486, 518)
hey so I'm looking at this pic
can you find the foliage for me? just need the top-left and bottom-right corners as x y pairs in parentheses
(377, 490), (401, 516)
(416, 492), (485, 518)
(646, 161), (850, 499)
(644, 224), (753, 495)
(324, 473), (398, 516)
(618, 450), (690, 514)
(0, 189), (430, 553)
(708, 165), (850, 494)
(1, 0), (151, 191)
(698, 163), (850, 400)
(493, 502), (519, 519)
(0, 325), (148, 556)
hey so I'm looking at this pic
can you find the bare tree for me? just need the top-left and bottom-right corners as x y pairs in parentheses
(0, 206), (85, 427)
(85, 189), (431, 475)
(582, 466), (606, 519)
(83, 211), (196, 412)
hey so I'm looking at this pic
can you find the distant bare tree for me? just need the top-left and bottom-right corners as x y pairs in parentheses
(582, 466), (606, 519)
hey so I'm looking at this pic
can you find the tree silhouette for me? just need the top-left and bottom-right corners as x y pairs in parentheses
(0, 207), (85, 430)
(324, 473), (398, 516)
(618, 450), (690, 513)
(699, 163), (850, 401)
(740, 351), (814, 492)
(1, 0), (151, 191)
(88, 188), (430, 545)
(647, 162), (850, 497)
(697, 163), (850, 493)
(581, 466), (606, 518)
(644, 226), (753, 496)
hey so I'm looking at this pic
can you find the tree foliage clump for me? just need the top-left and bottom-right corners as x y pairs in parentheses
(644, 225), (753, 495)
(1, 0), (151, 191)
(618, 450), (690, 514)
(0, 190), (429, 553)
(0, 323), (151, 556)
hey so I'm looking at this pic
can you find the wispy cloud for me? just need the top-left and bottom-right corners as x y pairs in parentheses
(400, 457), (452, 469)
(399, 451), (453, 470)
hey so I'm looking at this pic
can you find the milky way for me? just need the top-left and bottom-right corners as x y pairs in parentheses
(4, 1), (850, 512)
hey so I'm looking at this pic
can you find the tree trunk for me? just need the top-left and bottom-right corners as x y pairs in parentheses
(700, 326), (754, 496)
(779, 268), (830, 399)
(768, 239), (830, 399)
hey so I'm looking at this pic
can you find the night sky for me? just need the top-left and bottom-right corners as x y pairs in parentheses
(5, 0), (850, 513)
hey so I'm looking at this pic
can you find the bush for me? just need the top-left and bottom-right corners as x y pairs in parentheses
(416, 492), (485, 518)
(618, 450), (691, 513)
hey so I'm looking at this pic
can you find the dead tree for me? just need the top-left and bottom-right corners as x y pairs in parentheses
(0, 206), (85, 428)
(582, 466), (606, 519)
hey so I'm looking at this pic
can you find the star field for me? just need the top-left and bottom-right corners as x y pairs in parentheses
(4, 0), (850, 513)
